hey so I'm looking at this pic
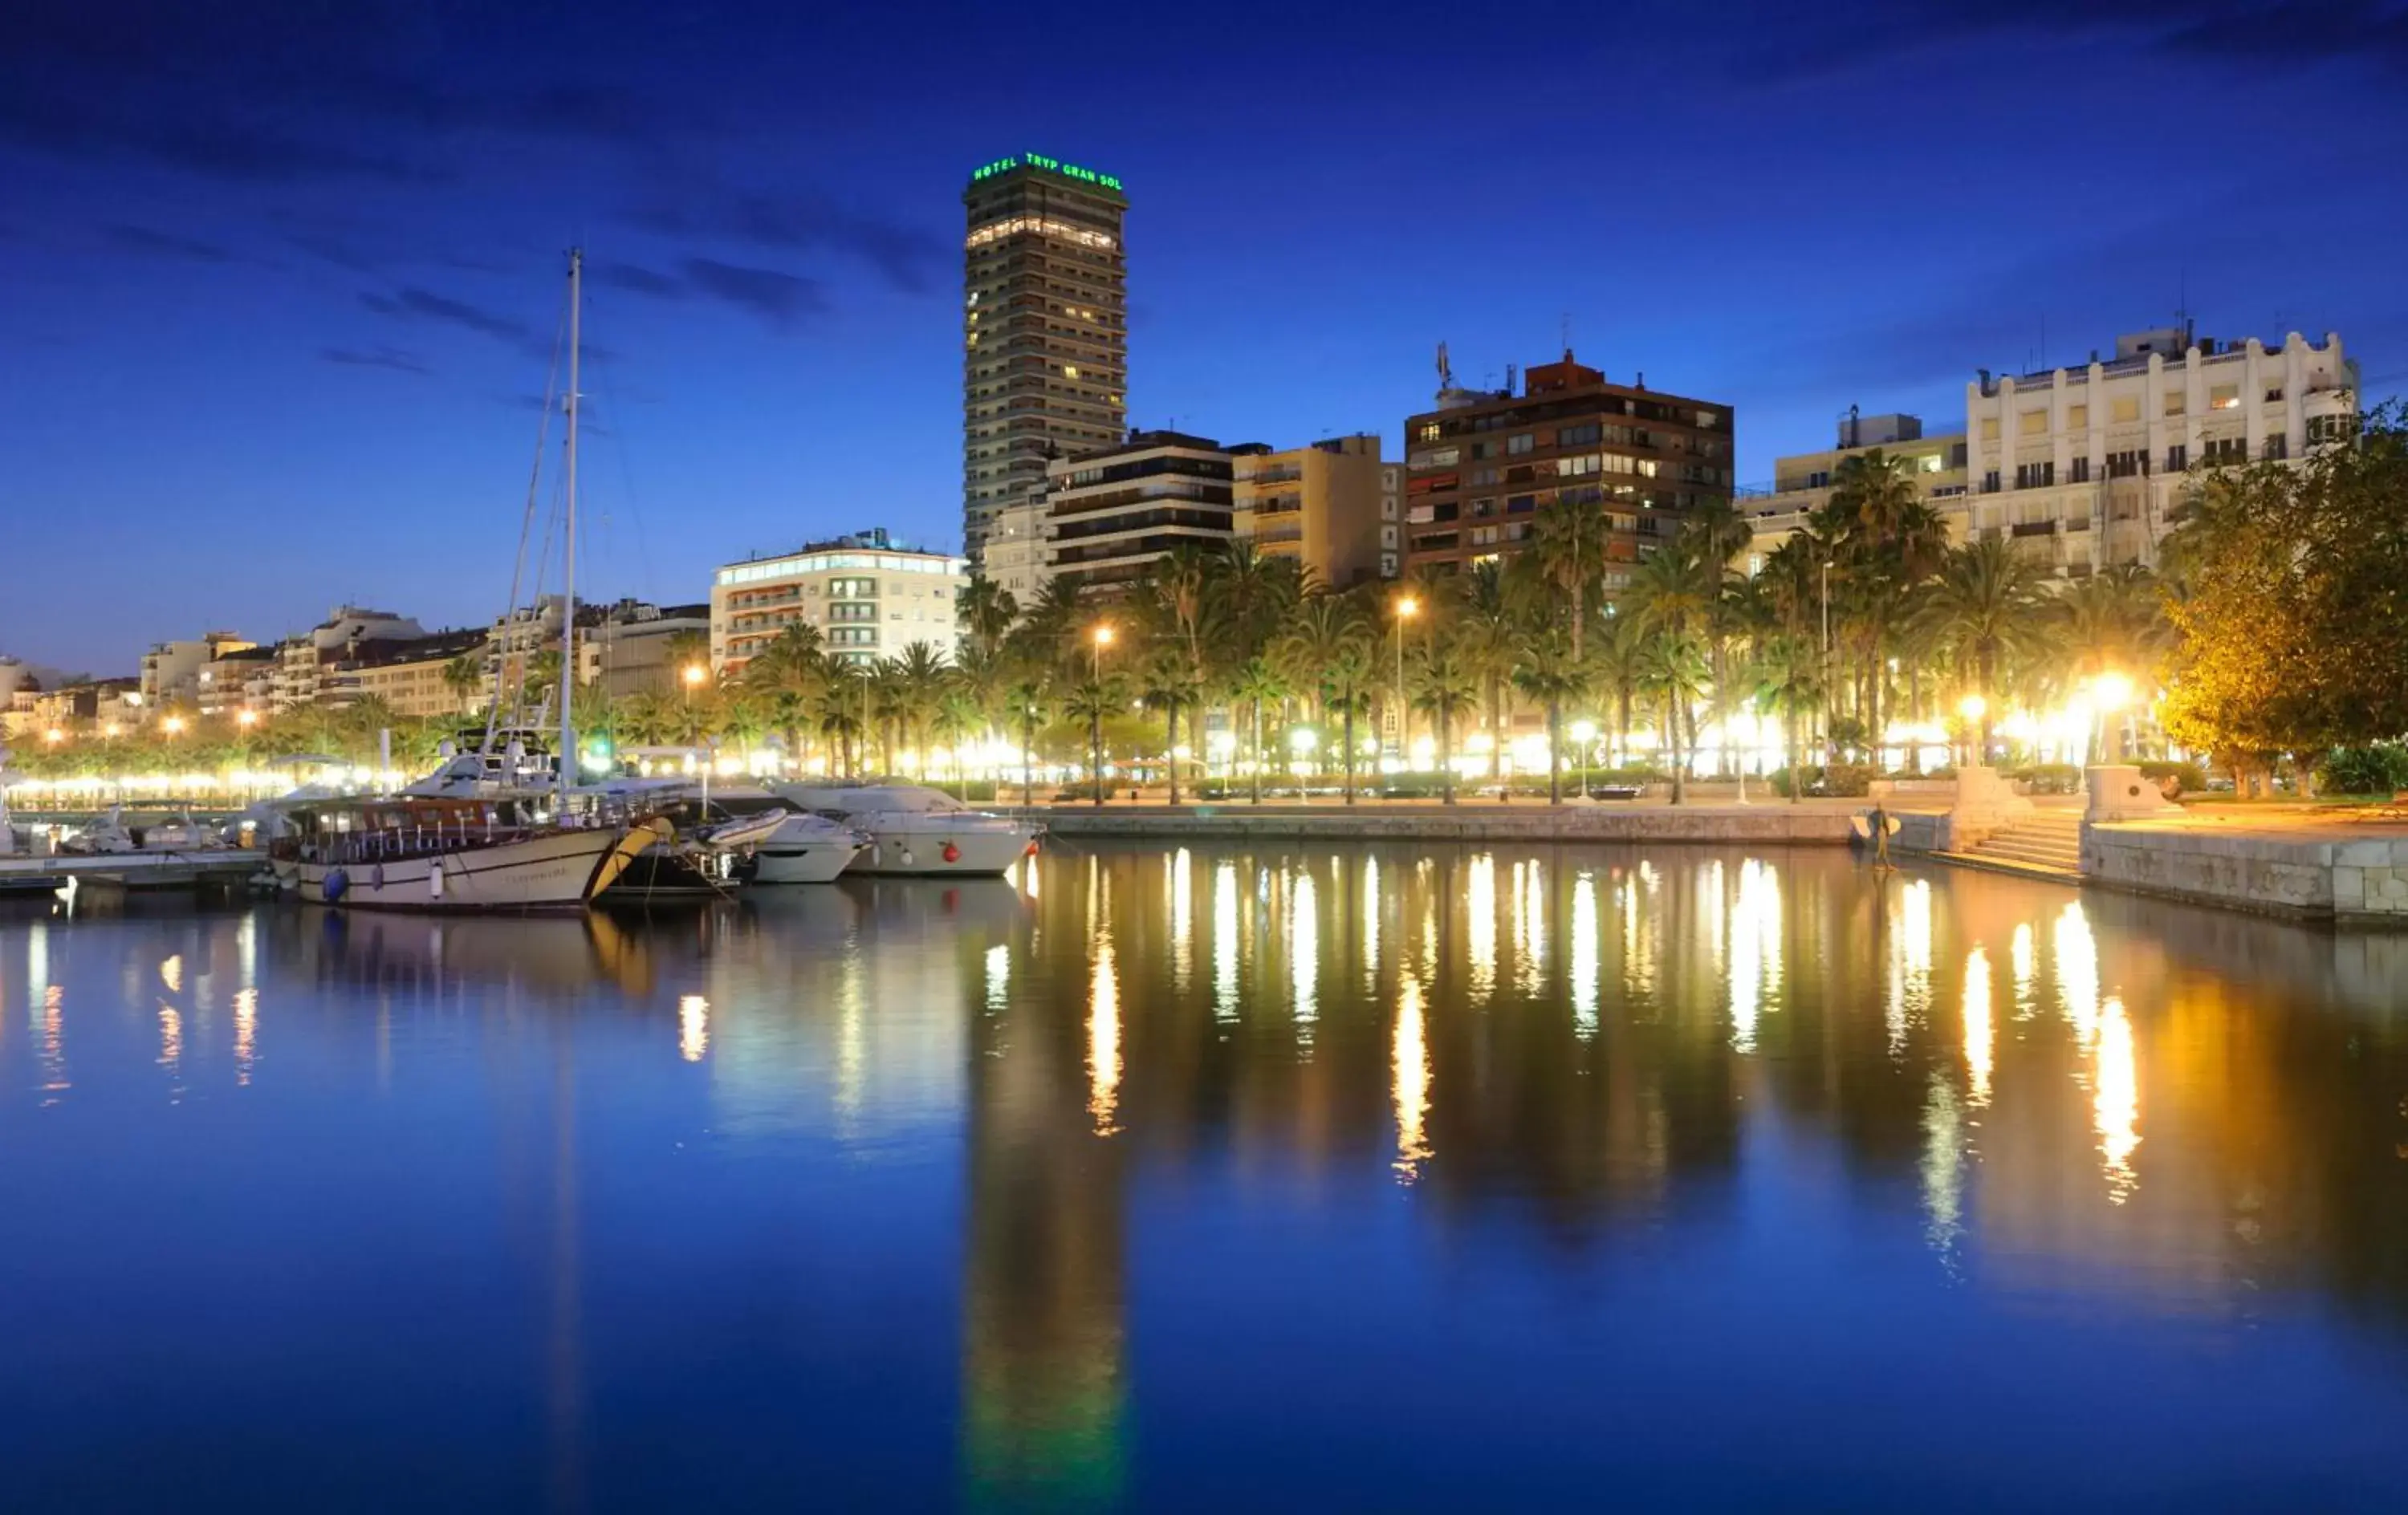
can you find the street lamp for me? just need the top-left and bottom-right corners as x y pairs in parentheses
(237, 709), (258, 729)
(1088, 623), (1115, 806)
(162, 716), (186, 737)
(1570, 718), (1599, 798)
(44, 728), (63, 745)
(1393, 595), (1418, 771)
(2090, 670), (2134, 763)
(1957, 693), (1988, 767)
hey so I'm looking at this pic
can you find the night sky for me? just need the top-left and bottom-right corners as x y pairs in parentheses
(6, 0), (2406, 675)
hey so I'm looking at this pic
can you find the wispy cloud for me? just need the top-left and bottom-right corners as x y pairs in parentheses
(319, 346), (432, 376)
(627, 182), (944, 294)
(678, 258), (828, 327)
(359, 286), (535, 345)
(101, 223), (239, 262)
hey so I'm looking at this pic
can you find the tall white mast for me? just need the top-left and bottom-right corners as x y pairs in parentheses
(557, 247), (581, 809)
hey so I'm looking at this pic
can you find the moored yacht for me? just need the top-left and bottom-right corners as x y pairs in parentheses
(767, 783), (1038, 877)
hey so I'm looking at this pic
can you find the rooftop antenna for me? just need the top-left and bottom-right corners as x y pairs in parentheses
(1560, 311), (1572, 360)
(1435, 341), (1454, 392)
(2177, 267), (2193, 347)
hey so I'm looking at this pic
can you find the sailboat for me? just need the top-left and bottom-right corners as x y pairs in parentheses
(286, 250), (671, 912)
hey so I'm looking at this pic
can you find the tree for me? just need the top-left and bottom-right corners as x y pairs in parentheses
(1638, 629), (1709, 804)
(1457, 558), (1522, 785)
(1061, 675), (1126, 806)
(1527, 496), (1608, 661)
(1003, 675), (1050, 804)
(1592, 613), (1647, 768)
(1138, 644), (1201, 806)
(1751, 634), (1824, 804)
(1910, 536), (2055, 759)
(1411, 641), (1480, 805)
(1511, 627), (1587, 806)
(441, 652), (487, 714)
(892, 641), (952, 778)
(2161, 408), (2408, 767)
(1229, 655), (1290, 804)
(955, 575), (1019, 663)
(1279, 594), (1375, 804)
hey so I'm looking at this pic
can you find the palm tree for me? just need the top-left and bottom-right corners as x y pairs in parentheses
(1638, 629), (1709, 804)
(932, 684), (985, 796)
(1003, 675), (1050, 804)
(1511, 627), (1586, 805)
(1229, 655), (1290, 804)
(1527, 496), (1608, 660)
(1910, 536), (2055, 758)
(441, 652), (486, 715)
(1278, 594), (1375, 803)
(1751, 634), (1823, 804)
(1457, 557), (1522, 785)
(1138, 644), (1201, 806)
(1591, 613), (1647, 768)
(891, 641), (952, 778)
(1061, 675), (1125, 806)
(619, 693), (673, 746)
(1411, 642), (1480, 805)
(955, 575), (1019, 663)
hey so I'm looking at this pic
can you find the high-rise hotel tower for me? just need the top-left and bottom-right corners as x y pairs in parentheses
(962, 152), (1128, 563)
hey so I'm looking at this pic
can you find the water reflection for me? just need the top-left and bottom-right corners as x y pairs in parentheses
(3, 851), (2407, 1506)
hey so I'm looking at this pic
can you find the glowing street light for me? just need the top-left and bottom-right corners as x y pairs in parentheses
(162, 716), (186, 737)
(1956, 693), (1988, 722)
(1569, 718), (1600, 798)
(44, 728), (64, 745)
(236, 709), (258, 729)
(2090, 671), (2135, 762)
(1956, 693), (1989, 767)
(1393, 595), (1419, 768)
(682, 664), (707, 689)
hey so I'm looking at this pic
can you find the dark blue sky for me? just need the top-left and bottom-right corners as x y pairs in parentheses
(6, 0), (2406, 674)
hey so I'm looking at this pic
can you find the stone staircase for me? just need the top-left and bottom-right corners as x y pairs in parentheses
(1950, 807), (2084, 877)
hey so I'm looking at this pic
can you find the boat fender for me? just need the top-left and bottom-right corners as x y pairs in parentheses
(1024, 839), (1040, 856)
(942, 841), (961, 864)
(899, 847), (916, 867)
(323, 867), (349, 902)
(370, 863), (386, 891)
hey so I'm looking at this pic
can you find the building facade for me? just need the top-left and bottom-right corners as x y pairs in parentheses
(962, 153), (1129, 563)
(273, 606), (429, 709)
(1231, 434), (1388, 590)
(1043, 430), (1243, 596)
(140, 632), (254, 705)
(1963, 328), (2354, 572)
(1401, 350), (1735, 587)
(332, 630), (491, 718)
(982, 494), (1052, 607)
(713, 530), (970, 673)
(584, 599), (711, 701)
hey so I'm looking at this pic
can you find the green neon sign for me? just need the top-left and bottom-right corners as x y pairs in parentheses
(969, 152), (1123, 192)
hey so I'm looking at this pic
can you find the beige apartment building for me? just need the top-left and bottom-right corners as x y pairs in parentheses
(712, 529), (968, 673)
(1232, 433), (1387, 590)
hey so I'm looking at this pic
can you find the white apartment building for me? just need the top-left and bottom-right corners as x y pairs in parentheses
(712, 529), (969, 673)
(1964, 328), (2355, 571)
(982, 494), (1052, 605)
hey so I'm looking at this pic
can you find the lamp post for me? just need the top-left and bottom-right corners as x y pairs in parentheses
(1957, 693), (1988, 769)
(2089, 670), (2133, 764)
(1393, 595), (1418, 774)
(1570, 719), (1598, 798)
(1089, 624), (1115, 806)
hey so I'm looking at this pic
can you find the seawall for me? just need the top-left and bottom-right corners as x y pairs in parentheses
(1033, 803), (1857, 847)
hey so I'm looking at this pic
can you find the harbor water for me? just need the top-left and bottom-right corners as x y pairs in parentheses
(2, 843), (2405, 1509)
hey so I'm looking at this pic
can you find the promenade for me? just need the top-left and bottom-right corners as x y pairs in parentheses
(1029, 794), (1862, 846)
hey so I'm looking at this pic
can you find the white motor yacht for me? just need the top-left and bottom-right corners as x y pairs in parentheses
(746, 810), (870, 884)
(767, 784), (1039, 877)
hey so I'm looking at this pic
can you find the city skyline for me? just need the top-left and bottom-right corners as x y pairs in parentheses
(7, 0), (2408, 673)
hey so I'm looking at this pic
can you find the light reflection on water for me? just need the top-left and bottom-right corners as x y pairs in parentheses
(2, 845), (2407, 1508)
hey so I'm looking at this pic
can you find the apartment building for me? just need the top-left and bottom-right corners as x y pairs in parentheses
(1401, 349), (1735, 590)
(1232, 434), (1387, 590)
(1963, 328), (2356, 571)
(140, 632), (255, 705)
(1042, 430), (1244, 596)
(713, 529), (968, 672)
